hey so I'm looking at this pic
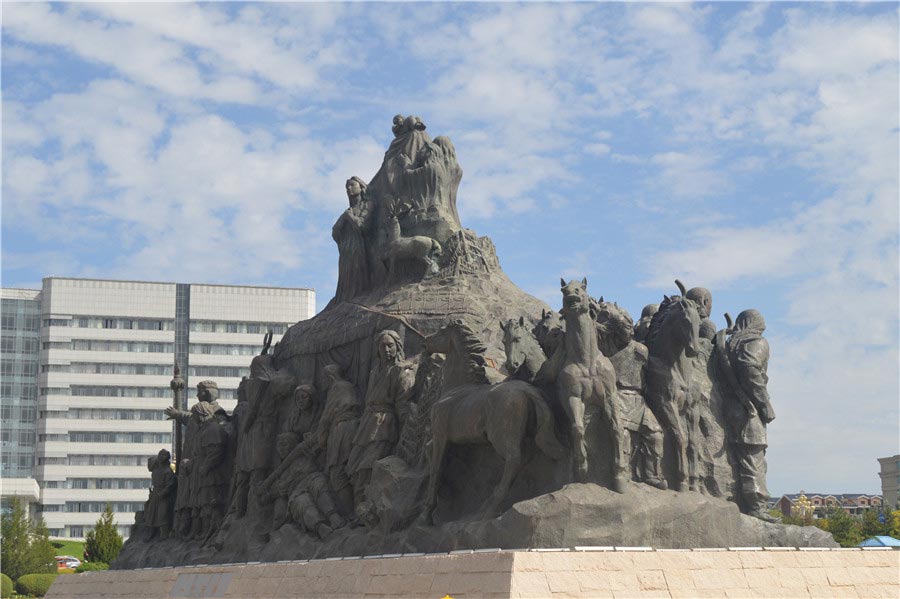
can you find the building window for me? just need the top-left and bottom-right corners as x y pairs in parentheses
(43, 319), (71, 327)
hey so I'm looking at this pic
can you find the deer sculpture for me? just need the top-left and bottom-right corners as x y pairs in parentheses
(381, 199), (442, 277)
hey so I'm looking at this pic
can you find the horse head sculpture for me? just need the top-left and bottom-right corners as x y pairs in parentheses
(593, 299), (635, 357)
(423, 319), (489, 389)
(560, 277), (590, 316)
(501, 316), (545, 382)
(533, 308), (564, 358)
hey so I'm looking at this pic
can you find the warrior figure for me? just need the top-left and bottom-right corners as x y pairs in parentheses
(165, 380), (227, 538)
(228, 378), (252, 518)
(595, 301), (667, 489)
(243, 336), (296, 506)
(715, 309), (776, 521)
(633, 304), (659, 344)
(685, 285), (716, 341)
(317, 365), (362, 515)
(194, 399), (232, 542)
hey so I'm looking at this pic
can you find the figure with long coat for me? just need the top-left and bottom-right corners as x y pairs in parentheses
(347, 330), (416, 504)
(144, 449), (176, 540)
(165, 380), (226, 538)
(715, 309), (776, 521)
(330, 176), (374, 305)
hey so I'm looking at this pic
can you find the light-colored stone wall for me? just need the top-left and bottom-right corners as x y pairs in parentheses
(46, 548), (899, 599)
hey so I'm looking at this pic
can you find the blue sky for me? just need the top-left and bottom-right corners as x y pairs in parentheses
(2, 2), (898, 496)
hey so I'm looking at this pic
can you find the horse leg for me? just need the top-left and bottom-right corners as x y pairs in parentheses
(562, 394), (588, 482)
(479, 401), (524, 519)
(662, 400), (687, 491)
(597, 380), (627, 493)
(422, 424), (448, 525)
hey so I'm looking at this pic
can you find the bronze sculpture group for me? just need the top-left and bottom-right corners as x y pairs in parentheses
(129, 114), (780, 562)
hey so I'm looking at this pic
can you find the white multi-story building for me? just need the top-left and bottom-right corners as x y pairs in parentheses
(1, 277), (314, 539)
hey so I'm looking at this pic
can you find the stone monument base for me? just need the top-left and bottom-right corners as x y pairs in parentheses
(48, 547), (898, 598)
(114, 484), (837, 568)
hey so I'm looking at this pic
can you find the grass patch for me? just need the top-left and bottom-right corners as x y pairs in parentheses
(50, 540), (85, 560)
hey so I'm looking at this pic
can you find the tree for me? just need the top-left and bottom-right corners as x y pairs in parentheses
(28, 518), (57, 575)
(860, 508), (891, 539)
(890, 510), (900, 539)
(0, 498), (56, 580)
(83, 504), (123, 564)
(819, 506), (864, 547)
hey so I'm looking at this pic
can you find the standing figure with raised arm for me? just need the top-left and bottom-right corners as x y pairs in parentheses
(165, 380), (226, 538)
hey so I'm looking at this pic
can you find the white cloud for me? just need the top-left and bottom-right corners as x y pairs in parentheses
(2, 3), (352, 106)
(585, 143), (611, 157)
(649, 151), (729, 199)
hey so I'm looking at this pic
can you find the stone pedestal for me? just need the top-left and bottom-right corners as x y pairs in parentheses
(47, 547), (898, 598)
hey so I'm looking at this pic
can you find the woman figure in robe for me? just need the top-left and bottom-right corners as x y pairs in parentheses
(330, 176), (374, 305)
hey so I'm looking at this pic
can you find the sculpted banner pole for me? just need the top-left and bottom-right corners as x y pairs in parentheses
(170, 363), (185, 472)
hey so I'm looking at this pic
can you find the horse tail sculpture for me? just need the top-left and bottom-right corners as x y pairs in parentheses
(527, 387), (566, 460)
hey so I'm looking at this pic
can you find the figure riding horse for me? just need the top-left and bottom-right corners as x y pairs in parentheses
(422, 319), (564, 523)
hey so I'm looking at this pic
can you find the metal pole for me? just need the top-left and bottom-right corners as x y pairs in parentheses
(170, 363), (185, 472)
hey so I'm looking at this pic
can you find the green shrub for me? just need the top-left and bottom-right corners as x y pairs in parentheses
(74, 562), (108, 573)
(16, 573), (58, 597)
(83, 505), (123, 564)
(1, 573), (13, 598)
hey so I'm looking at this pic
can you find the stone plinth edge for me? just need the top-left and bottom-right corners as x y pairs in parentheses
(46, 548), (899, 598)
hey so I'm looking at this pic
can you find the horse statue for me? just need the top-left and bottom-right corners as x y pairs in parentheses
(538, 279), (626, 490)
(643, 281), (702, 492)
(532, 308), (563, 358)
(422, 319), (564, 523)
(381, 198), (442, 277)
(501, 316), (546, 383)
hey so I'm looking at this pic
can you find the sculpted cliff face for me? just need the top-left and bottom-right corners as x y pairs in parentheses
(277, 114), (550, 388)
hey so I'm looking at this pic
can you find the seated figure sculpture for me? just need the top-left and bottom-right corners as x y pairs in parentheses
(262, 433), (345, 538)
(281, 383), (317, 437)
